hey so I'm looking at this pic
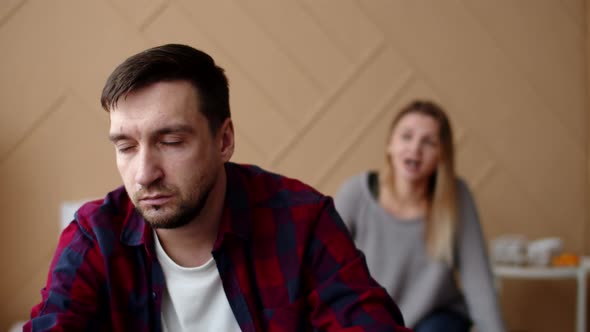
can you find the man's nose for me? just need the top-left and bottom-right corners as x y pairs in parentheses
(134, 147), (163, 187)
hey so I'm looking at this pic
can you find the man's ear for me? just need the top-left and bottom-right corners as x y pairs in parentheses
(218, 118), (234, 162)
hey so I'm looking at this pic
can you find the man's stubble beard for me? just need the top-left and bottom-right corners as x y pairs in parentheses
(134, 172), (218, 229)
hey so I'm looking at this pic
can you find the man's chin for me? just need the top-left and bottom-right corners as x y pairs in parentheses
(138, 208), (178, 228)
(144, 217), (184, 229)
(140, 208), (197, 229)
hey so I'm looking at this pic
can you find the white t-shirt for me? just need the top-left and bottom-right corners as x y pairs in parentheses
(154, 231), (241, 332)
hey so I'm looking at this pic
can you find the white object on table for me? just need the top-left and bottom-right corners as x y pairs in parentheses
(491, 234), (528, 265)
(493, 257), (590, 332)
(527, 237), (563, 266)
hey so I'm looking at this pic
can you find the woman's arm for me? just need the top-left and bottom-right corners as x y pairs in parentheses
(456, 179), (507, 332)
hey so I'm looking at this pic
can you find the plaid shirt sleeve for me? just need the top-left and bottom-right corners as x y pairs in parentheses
(24, 222), (105, 331)
(302, 196), (410, 331)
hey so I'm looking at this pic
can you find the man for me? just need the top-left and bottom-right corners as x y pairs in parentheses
(26, 44), (409, 331)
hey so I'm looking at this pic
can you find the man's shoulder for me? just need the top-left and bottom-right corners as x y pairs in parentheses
(227, 162), (325, 207)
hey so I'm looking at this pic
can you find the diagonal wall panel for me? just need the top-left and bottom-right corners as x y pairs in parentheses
(50, 0), (150, 109)
(0, 0), (66, 159)
(301, 0), (383, 62)
(463, 0), (586, 144)
(106, 0), (168, 30)
(177, 0), (320, 125)
(0, 0), (25, 28)
(561, 0), (586, 29)
(238, 0), (351, 90)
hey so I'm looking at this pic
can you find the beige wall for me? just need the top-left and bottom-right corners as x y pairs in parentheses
(0, 1), (587, 331)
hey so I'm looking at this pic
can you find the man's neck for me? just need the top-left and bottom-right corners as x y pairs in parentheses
(155, 169), (227, 268)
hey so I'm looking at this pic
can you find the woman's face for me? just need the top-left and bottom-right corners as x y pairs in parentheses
(387, 112), (442, 184)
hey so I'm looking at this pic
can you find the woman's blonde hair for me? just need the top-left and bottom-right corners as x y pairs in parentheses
(380, 100), (458, 264)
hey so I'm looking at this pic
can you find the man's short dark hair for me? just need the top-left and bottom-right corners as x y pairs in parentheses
(100, 44), (230, 133)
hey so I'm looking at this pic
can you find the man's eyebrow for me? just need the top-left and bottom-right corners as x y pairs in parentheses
(108, 133), (129, 143)
(108, 125), (195, 143)
(154, 125), (195, 136)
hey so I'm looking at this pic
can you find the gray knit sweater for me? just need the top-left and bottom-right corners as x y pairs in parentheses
(334, 173), (506, 331)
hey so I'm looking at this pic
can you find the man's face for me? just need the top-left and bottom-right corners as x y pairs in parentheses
(109, 80), (231, 228)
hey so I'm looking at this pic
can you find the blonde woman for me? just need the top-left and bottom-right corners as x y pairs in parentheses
(335, 100), (506, 332)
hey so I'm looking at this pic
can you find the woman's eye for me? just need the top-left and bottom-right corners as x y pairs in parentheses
(424, 139), (437, 147)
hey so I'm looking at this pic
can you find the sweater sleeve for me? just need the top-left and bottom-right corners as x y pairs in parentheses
(333, 174), (364, 238)
(455, 179), (507, 332)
